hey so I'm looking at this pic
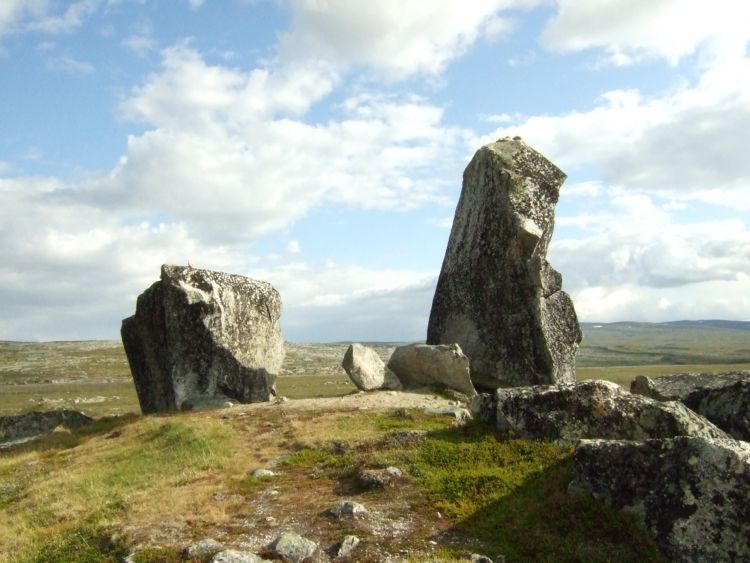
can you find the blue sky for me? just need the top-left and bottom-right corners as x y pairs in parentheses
(1, 0), (749, 342)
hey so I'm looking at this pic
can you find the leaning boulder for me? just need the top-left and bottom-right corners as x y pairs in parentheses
(387, 343), (477, 397)
(630, 370), (750, 401)
(121, 265), (284, 413)
(342, 343), (401, 391)
(569, 437), (750, 562)
(427, 137), (581, 388)
(0, 409), (93, 445)
(472, 380), (727, 442)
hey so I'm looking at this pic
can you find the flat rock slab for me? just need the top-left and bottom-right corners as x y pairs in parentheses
(122, 265), (284, 413)
(427, 137), (581, 388)
(342, 343), (401, 391)
(472, 380), (728, 442)
(570, 437), (750, 562)
(631, 371), (750, 401)
(387, 343), (477, 398)
(0, 409), (92, 445)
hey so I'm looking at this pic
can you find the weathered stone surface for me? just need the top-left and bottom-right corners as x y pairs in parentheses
(683, 380), (750, 441)
(268, 532), (317, 562)
(121, 265), (283, 413)
(427, 137), (582, 388)
(342, 343), (401, 391)
(0, 409), (92, 445)
(357, 467), (403, 490)
(185, 538), (224, 559)
(473, 380), (727, 442)
(211, 550), (268, 563)
(335, 535), (360, 558)
(569, 437), (750, 562)
(630, 370), (750, 401)
(631, 371), (750, 440)
(387, 343), (477, 397)
(330, 500), (368, 518)
(252, 468), (276, 478)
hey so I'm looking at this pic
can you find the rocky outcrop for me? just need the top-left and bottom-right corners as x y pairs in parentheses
(0, 409), (93, 445)
(631, 371), (750, 441)
(427, 137), (581, 389)
(569, 437), (750, 562)
(121, 265), (283, 413)
(630, 370), (750, 401)
(342, 343), (401, 391)
(682, 380), (750, 441)
(472, 380), (727, 442)
(387, 343), (477, 397)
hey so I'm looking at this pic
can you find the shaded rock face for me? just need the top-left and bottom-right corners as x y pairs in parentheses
(472, 380), (727, 442)
(342, 343), (401, 391)
(630, 370), (750, 401)
(427, 137), (581, 388)
(0, 410), (93, 445)
(387, 343), (477, 398)
(570, 437), (750, 562)
(631, 371), (750, 441)
(683, 381), (750, 441)
(121, 265), (283, 413)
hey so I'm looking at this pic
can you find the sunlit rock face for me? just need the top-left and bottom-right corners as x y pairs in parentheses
(427, 137), (581, 388)
(121, 265), (284, 413)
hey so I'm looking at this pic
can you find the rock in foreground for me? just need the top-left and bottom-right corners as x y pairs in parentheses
(342, 343), (401, 391)
(427, 137), (581, 388)
(472, 380), (727, 442)
(682, 380), (750, 441)
(387, 343), (477, 397)
(570, 437), (750, 562)
(121, 265), (283, 413)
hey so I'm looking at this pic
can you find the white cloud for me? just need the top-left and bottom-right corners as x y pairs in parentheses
(27, 0), (99, 34)
(491, 57), (750, 206)
(46, 54), (95, 73)
(286, 240), (301, 254)
(122, 20), (156, 56)
(542, 0), (750, 65)
(280, 0), (541, 80)
(186, 0), (204, 9)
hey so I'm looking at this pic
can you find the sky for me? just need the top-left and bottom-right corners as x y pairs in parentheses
(1, 0), (749, 342)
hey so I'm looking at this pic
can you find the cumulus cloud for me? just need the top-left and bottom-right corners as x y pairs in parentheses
(542, 0), (750, 65)
(491, 56), (750, 205)
(280, 0), (540, 79)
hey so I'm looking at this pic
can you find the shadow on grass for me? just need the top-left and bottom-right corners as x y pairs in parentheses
(409, 422), (665, 563)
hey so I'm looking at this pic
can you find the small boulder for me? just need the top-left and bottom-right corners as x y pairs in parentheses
(121, 265), (284, 413)
(473, 380), (727, 442)
(569, 436), (750, 562)
(342, 343), (401, 391)
(252, 469), (276, 478)
(330, 500), (368, 518)
(268, 533), (317, 563)
(357, 467), (403, 490)
(185, 538), (224, 559)
(387, 343), (477, 398)
(335, 535), (360, 558)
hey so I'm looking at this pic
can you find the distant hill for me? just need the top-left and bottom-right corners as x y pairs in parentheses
(578, 320), (750, 367)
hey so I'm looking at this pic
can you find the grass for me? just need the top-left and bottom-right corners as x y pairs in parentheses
(0, 405), (665, 562)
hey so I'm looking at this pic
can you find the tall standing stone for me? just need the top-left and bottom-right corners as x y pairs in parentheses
(121, 265), (284, 413)
(427, 137), (581, 388)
